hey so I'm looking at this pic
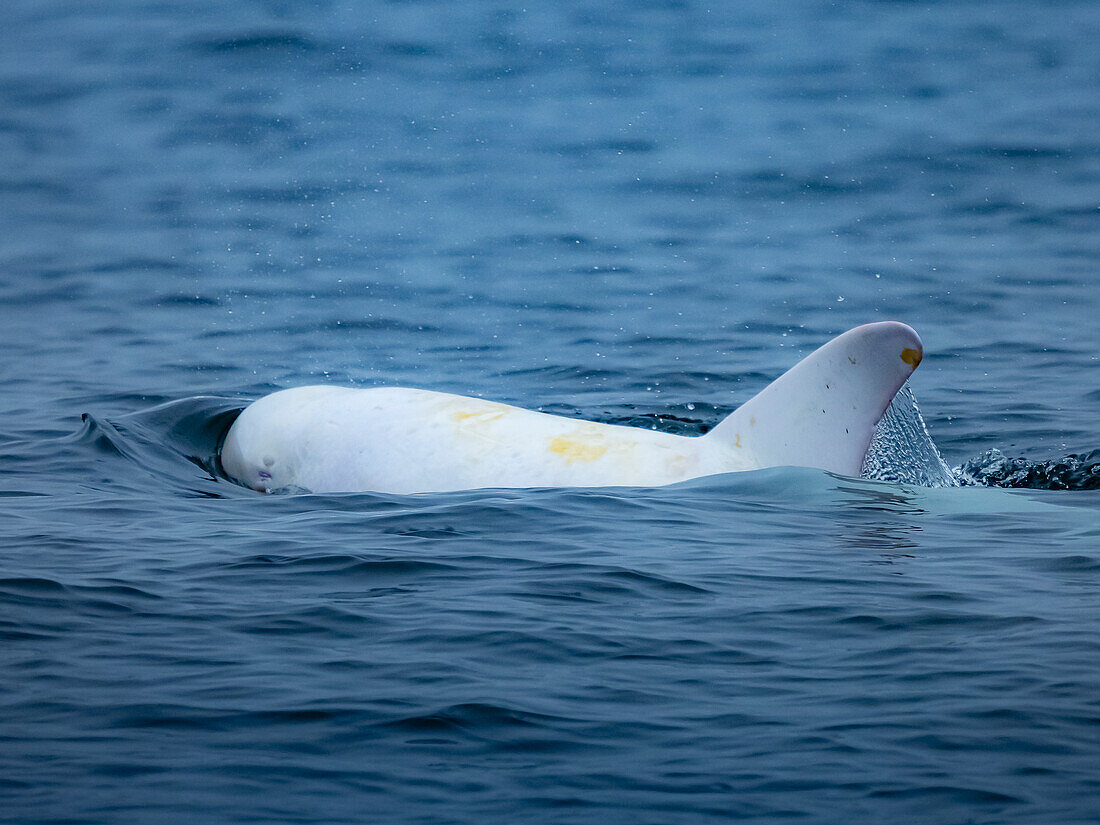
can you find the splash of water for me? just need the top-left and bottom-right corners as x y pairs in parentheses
(861, 385), (959, 488)
(957, 448), (1100, 490)
(859, 387), (1100, 491)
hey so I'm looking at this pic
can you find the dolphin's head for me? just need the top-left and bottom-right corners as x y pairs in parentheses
(221, 392), (306, 493)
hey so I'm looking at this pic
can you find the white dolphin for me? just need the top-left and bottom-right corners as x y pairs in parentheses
(222, 321), (923, 494)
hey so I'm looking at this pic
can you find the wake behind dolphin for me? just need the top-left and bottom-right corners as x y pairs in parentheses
(221, 322), (925, 494)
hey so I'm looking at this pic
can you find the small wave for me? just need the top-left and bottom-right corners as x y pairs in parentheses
(75, 397), (244, 497)
(0, 576), (162, 616)
(76, 414), (135, 460)
(371, 702), (622, 755)
(223, 554), (460, 579)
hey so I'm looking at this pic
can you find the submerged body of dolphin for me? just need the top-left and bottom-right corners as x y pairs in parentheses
(222, 321), (923, 494)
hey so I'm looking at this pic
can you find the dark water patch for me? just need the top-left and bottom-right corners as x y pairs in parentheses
(0, 176), (76, 198)
(626, 170), (892, 200)
(88, 762), (171, 778)
(221, 554), (461, 581)
(521, 563), (712, 601)
(959, 144), (1072, 161)
(146, 293), (222, 307)
(0, 77), (102, 107)
(282, 317), (442, 335)
(110, 703), (369, 732)
(607, 410), (710, 436)
(0, 279), (94, 306)
(609, 641), (766, 666)
(552, 137), (659, 158)
(877, 611), (1041, 632)
(377, 702), (577, 747)
(165, 113), (305, 151)
(500, 364), (631, 384)
(0, 624), (58, 643)
(232, 606), (383, 638)
(0, 577), (162, 617)
(381, 40), (448, 59)
(188, 32), (321, 55)
(87, 257), (183, 275)
(866, 785), (1024, 805)
(899, 733), (1074, 756)
(1032, 555), (1100, 572)
(740, 168), (895, 197)
(227, 181), (374, 203)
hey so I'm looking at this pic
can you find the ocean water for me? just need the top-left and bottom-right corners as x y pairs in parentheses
(2, 1), (1099, 823)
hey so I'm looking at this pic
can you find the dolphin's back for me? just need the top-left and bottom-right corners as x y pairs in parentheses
(222, 386), (719, 494)
(222, 322), (922, 494)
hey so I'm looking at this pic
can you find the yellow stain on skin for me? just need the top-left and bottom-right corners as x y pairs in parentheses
(734, 433), (742, 449)
(900, 347), (922, 368)
(548, 436), (608, 464)
(665, 453), (689, 476)
(449, 407), (510, 450)
(453, 409), (506, 423)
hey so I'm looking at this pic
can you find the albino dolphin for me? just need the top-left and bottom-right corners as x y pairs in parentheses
(222, 321), (923, 494)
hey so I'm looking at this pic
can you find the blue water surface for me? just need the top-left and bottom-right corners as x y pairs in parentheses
(2, 1), (1099, 823)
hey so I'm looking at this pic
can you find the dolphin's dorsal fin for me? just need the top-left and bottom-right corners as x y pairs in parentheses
(706, 322), (923, 476)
